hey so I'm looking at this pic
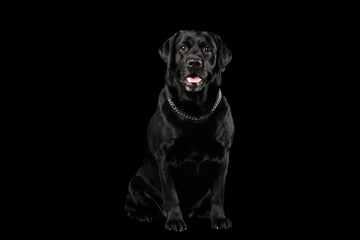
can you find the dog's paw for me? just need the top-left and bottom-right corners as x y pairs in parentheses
(211, 217), (232, 230)
(165, 219), (188, 232)
(127, 212), (152, 223)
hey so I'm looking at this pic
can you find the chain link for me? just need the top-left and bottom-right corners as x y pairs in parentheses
(166, 89), (222, 121)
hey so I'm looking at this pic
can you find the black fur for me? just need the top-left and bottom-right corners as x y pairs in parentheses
(125, 30), (234, 231)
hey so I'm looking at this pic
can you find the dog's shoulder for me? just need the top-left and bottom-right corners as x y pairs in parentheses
(212, 96), (235, 147)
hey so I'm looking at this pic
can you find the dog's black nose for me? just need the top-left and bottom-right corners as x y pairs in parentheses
(187, 59), (202, 68)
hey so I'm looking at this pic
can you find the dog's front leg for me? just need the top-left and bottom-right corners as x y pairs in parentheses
(210, 151), (232, 229)
(158, 158), (188, 232)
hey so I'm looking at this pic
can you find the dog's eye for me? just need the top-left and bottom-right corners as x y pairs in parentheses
(204, 47), (212, 53)
(180, 45), (187, 51)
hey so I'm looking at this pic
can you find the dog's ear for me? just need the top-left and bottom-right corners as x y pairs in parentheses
(158, 32), (179, 67)
(215, 34), (232, 72)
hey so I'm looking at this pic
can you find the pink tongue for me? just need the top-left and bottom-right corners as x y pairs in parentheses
(186, 76), (202, 83)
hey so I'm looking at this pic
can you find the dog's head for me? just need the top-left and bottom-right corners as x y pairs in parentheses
(159, 30), (232, 92)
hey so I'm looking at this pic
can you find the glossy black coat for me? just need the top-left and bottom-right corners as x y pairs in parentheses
(125, 30), (234, 231)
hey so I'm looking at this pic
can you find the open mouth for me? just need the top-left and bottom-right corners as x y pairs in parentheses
(184, 74), (203, 86)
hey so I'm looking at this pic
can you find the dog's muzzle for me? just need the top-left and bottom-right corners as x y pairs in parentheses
(182, 74), (204, 92)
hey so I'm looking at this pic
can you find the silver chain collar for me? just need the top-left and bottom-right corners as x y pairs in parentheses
(166, 89), (222, 121)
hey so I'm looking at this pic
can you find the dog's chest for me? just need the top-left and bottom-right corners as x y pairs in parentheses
(169, 127), (224, 168)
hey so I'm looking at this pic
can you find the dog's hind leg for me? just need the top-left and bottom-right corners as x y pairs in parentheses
(186, 189), (211, 218)
(125, 175), (164, 222)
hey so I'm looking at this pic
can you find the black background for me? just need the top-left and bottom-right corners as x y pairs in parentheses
(46, 6), (338, 237)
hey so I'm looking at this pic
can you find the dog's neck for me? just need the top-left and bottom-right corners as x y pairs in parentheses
(165, 84), (220, 117)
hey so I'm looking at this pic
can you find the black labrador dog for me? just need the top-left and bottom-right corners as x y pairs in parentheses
(125, 30), (234, 231)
